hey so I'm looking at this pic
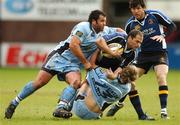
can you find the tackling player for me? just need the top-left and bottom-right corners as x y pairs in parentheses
(4, 10), (123, 119)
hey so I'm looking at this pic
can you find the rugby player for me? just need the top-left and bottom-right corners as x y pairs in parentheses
(4, 10), (123, 119)
(106, 0), (177, 120)
(73, 65), (138, 120)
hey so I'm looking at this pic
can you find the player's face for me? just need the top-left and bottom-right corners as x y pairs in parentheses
(128, 34), (143, 50)
(92, 15), (106, 33)
(130, 5), (145, 20)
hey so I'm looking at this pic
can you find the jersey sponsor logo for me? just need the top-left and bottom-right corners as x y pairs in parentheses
(134, 24), (141, 30)
(142, 28), (156, 36)
(75, 31), (83, 37)
(148, 19), (155, 24)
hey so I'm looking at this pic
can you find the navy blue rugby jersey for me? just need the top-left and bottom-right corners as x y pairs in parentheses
(125, 10), (176, 52)
(96, 32), (136, 71)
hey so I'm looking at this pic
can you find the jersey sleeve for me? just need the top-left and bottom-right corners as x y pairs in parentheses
(103, 26), (117, 34)
(71, 23), (87, 42)
(125, 17), (134, 34)
(150, 10), (177, 36)
(102, 32), (127, 42)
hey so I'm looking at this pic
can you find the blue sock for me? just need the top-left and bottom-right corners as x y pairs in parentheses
(11, 81), (35, 106)
(57, 86), (77, 110)
(66, 90), (78, 111)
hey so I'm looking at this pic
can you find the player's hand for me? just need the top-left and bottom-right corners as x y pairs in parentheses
(106, 68), (116, 80)
(112, 49), (123, 58)
(84, 61), (92, 71)
(150, 35), (165, 43)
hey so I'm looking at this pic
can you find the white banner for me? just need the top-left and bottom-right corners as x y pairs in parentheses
(1, 42), (56, 68)
(1, 0), (102, 21)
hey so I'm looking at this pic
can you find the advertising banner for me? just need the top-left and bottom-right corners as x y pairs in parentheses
(1, 42), (56, 68)
(1, 0), (102, 21)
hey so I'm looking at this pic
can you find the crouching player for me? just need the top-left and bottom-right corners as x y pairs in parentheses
(72, 65), (137, 119)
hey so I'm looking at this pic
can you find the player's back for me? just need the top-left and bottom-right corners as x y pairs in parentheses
(86, 67), (131, 111)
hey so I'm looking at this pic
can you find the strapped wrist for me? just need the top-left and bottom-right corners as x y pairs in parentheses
(161, 33), (166, 37)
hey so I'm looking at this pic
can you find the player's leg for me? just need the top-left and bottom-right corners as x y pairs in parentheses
(154, 64), (169, 119)
(129, 67), (155, 120)
(128, 89), (154, 120)
(4, 50), (58, 119)
(53, 71), (81, 118)
(106, 66), (155, 120)
(5, 70), (53, 119)
(106, 95), (126, 117)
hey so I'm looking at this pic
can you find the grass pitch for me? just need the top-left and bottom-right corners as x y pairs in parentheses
(0, 68), (180, 125)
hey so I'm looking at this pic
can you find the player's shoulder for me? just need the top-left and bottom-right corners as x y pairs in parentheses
(75, 21), (91, 32)
(125, 16), (136, 27)
(146, 9), (164, 16)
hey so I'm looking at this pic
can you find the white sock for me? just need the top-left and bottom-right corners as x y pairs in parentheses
(161, 108), (167, 114)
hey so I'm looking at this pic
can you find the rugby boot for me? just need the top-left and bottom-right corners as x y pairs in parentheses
(106, 102), (124, 117)
(53, 107), (72, 119)
(161, 112), (170, 119)
(139, 114), (155, 120)
(5, 103), (16, 119)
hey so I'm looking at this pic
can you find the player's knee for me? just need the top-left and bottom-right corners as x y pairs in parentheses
(156, 75), (167, 85)
(71, 80), (81, 89)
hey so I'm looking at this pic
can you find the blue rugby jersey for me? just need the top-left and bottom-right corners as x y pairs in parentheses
(53, 22), (117, 65)
(86, 67), (131, 111)
(125, 10), (176, 52)
(96, 32), (137, 71)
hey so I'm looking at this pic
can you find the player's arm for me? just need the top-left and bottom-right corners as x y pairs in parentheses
(154, 12), (177, 37)
(89, 49), (100, 68)
(116, 28), (126, 33)
(151, 12), (177, 42)
(69, 36), (91, 70)
(106, 67), (122, 80)
(96, 37), (122, 58)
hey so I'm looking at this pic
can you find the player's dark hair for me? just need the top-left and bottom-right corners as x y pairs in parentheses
(128, 29), (143, 39)
(129, 0), (146, 8)
(88, 10), (106, 23)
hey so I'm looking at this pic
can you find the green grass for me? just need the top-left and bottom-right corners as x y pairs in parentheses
(0, 68), (180, 125)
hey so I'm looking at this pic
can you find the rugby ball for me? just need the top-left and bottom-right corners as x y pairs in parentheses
(100, 43), (123, 58)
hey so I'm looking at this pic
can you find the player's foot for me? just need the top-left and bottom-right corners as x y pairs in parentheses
(161, 112), (170, 119)
(106, 102), (124, 117)
(139, 114), (155, 121)
(5, 103), (16, 119)
(53, 108), (72, 119)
